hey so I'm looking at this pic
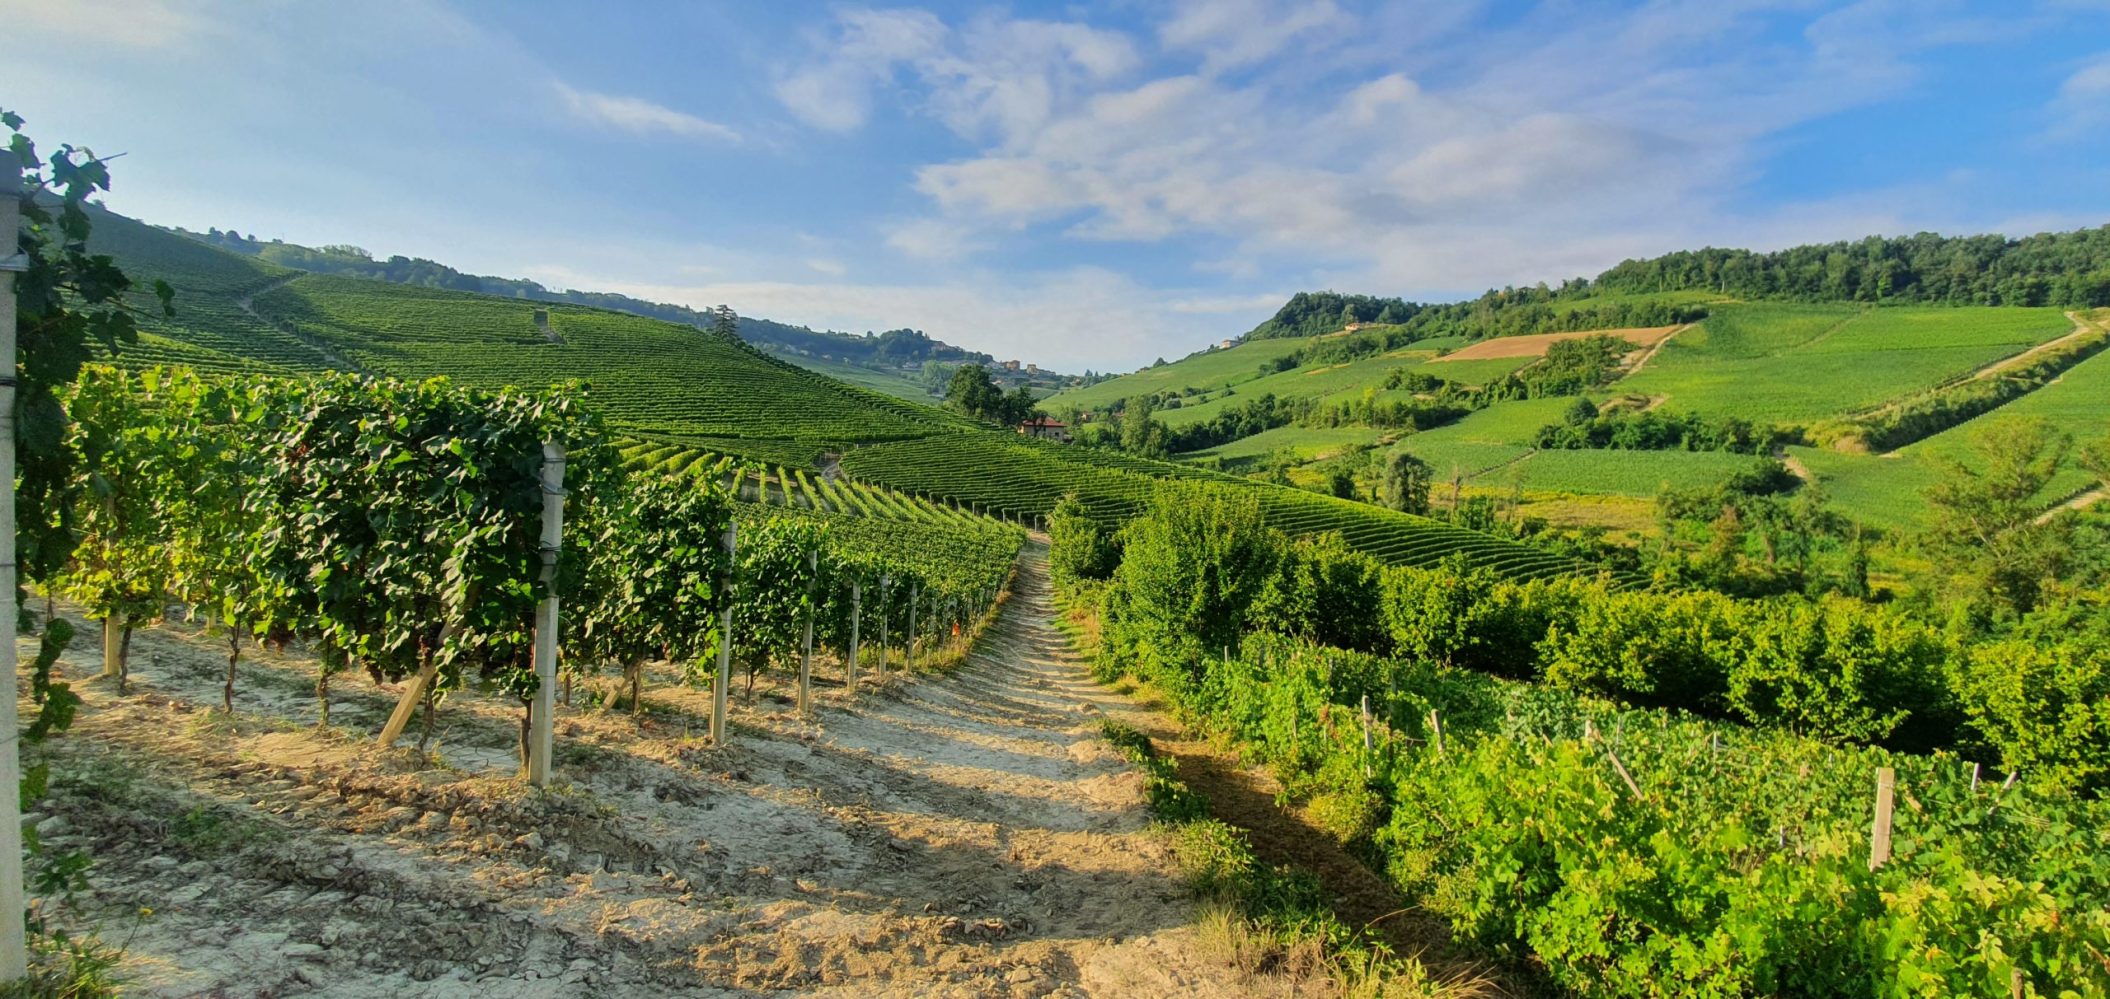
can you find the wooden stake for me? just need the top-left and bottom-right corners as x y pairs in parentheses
(0, 149), (33, 979)
(712, 524), (735, 745)
(1970, 762), (1980, 793)
(526, 441), (565, 786)
(1429, 709), (1445, 757)
(1869, 766), (1896, 871)
(797, 550), (816, 714)
(378, 661), (439, 748)
(847, 581), (860, 694)
(1360, 695), (1372, 777)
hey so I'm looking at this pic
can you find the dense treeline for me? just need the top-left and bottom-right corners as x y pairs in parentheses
(171, 223), (995, 367)
(1244, 288), (1708, 342)
(1247, 224), (2110, 354)
(1535, 398), (1802, 454)
(1596, 226), (2110, 306)
(1051, 483), (2110, 993)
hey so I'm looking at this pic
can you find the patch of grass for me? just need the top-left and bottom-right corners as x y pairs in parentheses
(1103, 723), (1479, 997)
(166, 804), (279, 856)
(1622, 303), (2073, 424)
(1100, 719), (1208, 822)
(0, 929), (125, 999)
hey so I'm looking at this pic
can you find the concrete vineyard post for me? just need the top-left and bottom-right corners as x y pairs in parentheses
(0, 149), (32, 980)
(848, 581), (860, 694)
(712, 524), (736, 745)
(797, 550), (816, 715)
(526, 441), (565, 787)
(101, 615), (123, 680)
(1970, 762), (1980, 793)
(1869, 766), (1896, 871)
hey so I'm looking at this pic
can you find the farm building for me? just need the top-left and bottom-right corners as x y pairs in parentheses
(1018, 416), (1070, 442)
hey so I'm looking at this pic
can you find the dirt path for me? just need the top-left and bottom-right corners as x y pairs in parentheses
(21, 545), (1270, 997)
(1964, 310), (2103, 382)
(234, 273), (361, 372)
(1614, 323), (1692, 379)
(2038, 485), (2107, 524)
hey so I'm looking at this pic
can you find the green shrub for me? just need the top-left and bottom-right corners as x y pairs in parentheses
(1950, 636), (2110, 792)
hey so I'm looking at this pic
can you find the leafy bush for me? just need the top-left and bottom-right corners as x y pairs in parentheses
(1950, 635), (2110, 792)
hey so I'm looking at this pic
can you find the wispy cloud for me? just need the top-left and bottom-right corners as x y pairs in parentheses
(555, 82), (740, 142)
(1, 0), (203, 50)
(2047, 51), (2110, 137)
(789, 1), (2063, 298)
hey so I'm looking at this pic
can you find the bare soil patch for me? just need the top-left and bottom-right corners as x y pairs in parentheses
(1433, 326), (1681, 363)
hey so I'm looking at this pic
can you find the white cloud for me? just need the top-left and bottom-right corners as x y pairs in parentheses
(555, 83), (740, 142)
(774, 7), (948, 131)
(1159, 0), (1349, 73)
(805, 257), (848, 276)
(2048, 52), (2110, 137)
(884, 217), (988, 260)
(805, 0), (2049, 305)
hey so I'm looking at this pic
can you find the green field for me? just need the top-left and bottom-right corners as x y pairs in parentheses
(1047, 337), (1311, 412)
(1159, 347), (1441, 427)
(773, 352), (938, 403)
(1620, 303), (2074, 423)
(1797, 345), (2110, 528)
(1182, 425), (1388, 465)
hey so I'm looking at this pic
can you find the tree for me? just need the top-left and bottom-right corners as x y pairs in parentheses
(1921, 417), (2073, 613)
(1327, 467), (1356, 499)
(708, 305), (739, 340)
(1379, 451), (1433, 515)
(945, 364), (1003, 421)
(997, 384), (1041, 427)
(1119, 395), (1168, 458)
(1107, 484), (1280, 674)
(1047, 493), (1117, 585)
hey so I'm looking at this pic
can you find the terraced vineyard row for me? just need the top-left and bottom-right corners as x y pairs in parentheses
(842, 432), (1608, 581)
(616, 440), (1003, 530)
(244, 276), (960, 445)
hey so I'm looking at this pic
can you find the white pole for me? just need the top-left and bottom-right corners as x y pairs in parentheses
(526, 441), (565, 786)
(798, 550), (815, 714)
(0, 150), (29, 979)
(847, 581), (860, 694)
(712, 524), (735, 745)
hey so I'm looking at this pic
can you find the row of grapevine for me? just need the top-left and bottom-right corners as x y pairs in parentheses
(54, 364), (1020, 761)
(843, 431), (1609, 580)
(1196, 634), (2109, 995)
(1063, 486), (2110, 994)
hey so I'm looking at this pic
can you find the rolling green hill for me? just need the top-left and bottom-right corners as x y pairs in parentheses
(84, 207), (1602, 582)
(1046, 292), (2108, 532)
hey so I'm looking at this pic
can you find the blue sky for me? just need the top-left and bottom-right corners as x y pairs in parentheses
(7, 0), (2108, 370)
